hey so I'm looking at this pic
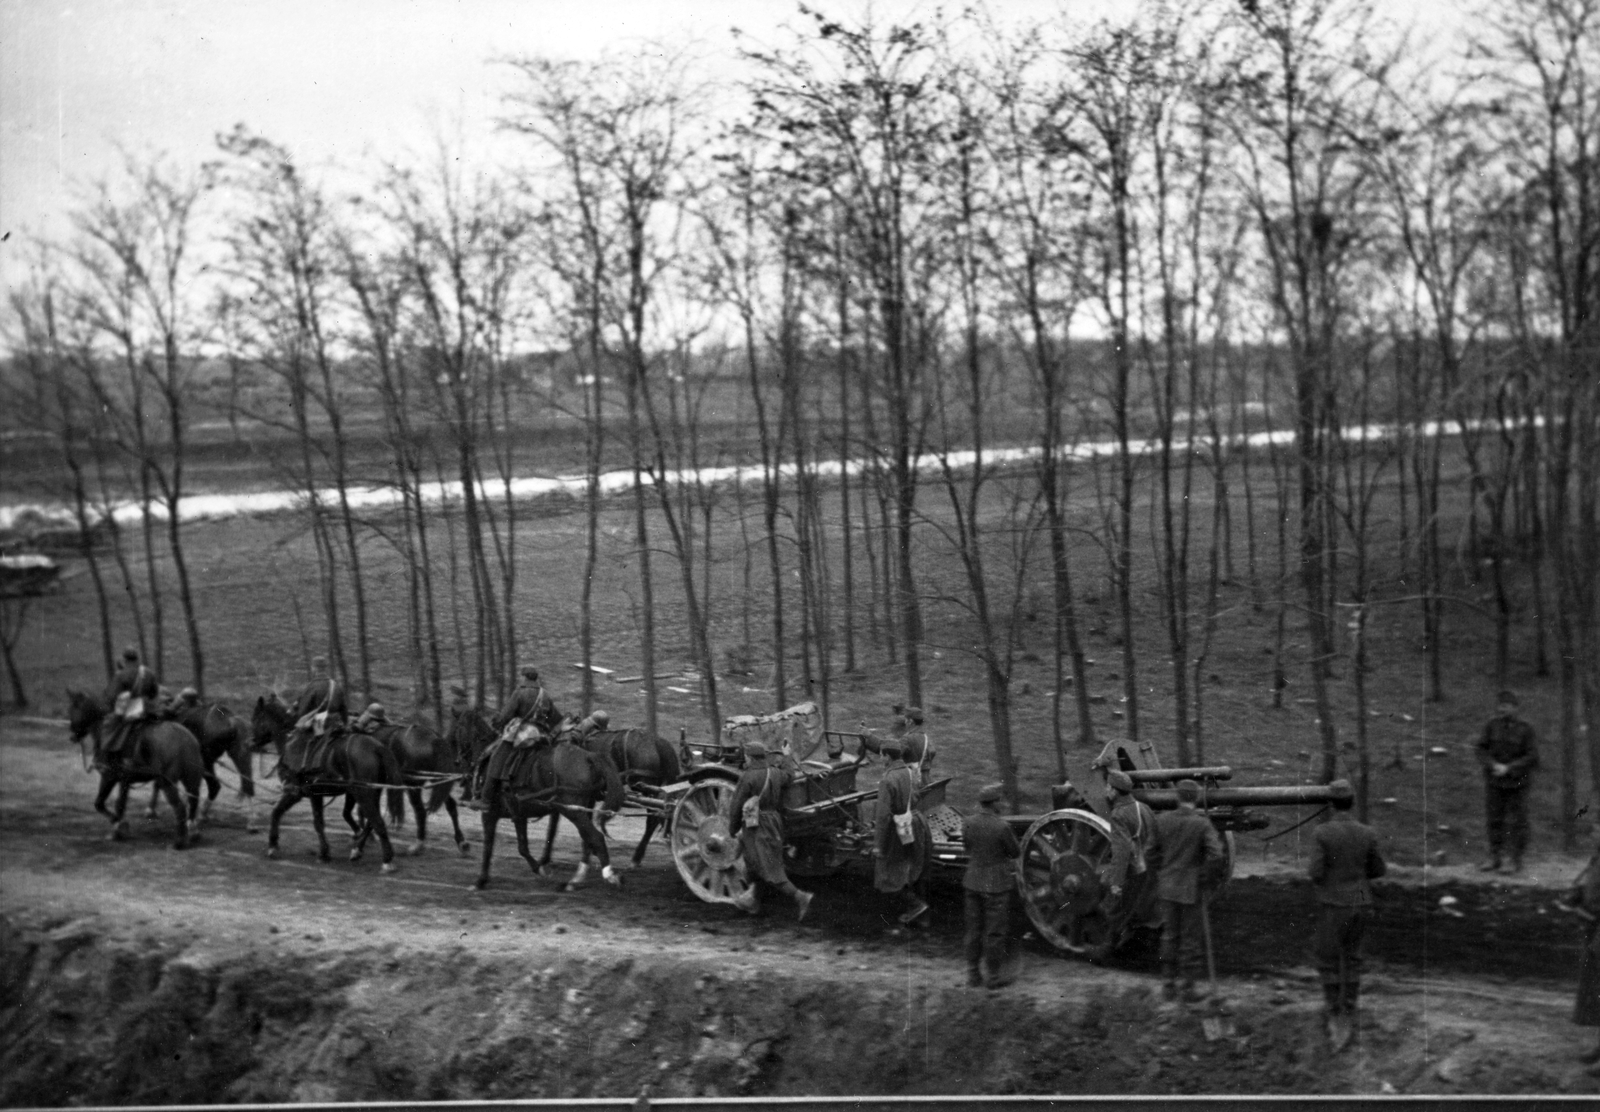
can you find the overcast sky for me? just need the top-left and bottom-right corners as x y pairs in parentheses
(0, 0), (1468, 293)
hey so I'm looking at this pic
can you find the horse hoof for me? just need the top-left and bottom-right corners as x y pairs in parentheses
(457, 842), (472, 857)
(408, 843), (426, 857)
(349, 849), (362, 862)
(265, 845), (279, 859)
(114, 821), (131, 839)
(471, 879), (489, 891)
(380, 863), (397, 875)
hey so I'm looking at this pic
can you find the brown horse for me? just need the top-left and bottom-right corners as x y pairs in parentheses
(474, 738), (625, 892)
(251, 691), (401, 872)
(66, 689), (204, 850)
(366, 718), (471, 857)
(548, 726), (681, 868)
(447, 706), (496, 804)
(141, 700), (258, 831)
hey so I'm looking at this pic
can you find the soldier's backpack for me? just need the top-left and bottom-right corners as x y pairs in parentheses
(742, 768), (772, 828)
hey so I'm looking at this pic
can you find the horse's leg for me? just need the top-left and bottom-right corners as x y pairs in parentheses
(516, 814), (545, 879)
(310, 794), (331, 862)
(159, 779), (190, 850)
(109, 781), (132, 840)
(566, 811), (621, 890)
(198, 763), (221, 824)
(358, 788), (397, 873)
(145, 783), (161, 820)
(407, 788), (427, 856)
(343, 795), (362, 842)
(633, 813), (664, 868)
(93, 773), (117, 822)
(538, 810), (562, 875)
(233, 746), (258, 833)
(440, 793), (470, 856)
(265, 789), (300, 858)
(472, 796), (499, 890)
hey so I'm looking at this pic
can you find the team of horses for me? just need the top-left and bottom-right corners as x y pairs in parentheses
(63, 681), (680, 892)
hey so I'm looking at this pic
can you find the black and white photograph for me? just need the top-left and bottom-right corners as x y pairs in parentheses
(1, 0), (1597, 1104)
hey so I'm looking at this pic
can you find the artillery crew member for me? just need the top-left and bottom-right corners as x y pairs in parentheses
(874, 737), (932, 928)
(570, 709), (609, 741)
(1476, 689), (1539, 874)
(962, 782), (1020, 988)
(103, 646), (160, 768)
(1152, 778), (1226, 1001)
(473, 669), (555, 802)
(293, 655), (347, 728)
(892, 706), (936, 785)
(726, 741), (814, 921)
(1309, 788), (1386, 1047)
(1106, 770), (1159, 925)
(352, 703), (388, 734)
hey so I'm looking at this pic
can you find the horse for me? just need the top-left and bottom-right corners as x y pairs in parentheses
(365, 717), (471, 857)
(446, 704), (497, 805)
(250, 691), (401, 872)
(65, 689), (205, 850)
(141, 699), (258, 831)
(473, 737), (625, 892)
(545, 726), (680, 869)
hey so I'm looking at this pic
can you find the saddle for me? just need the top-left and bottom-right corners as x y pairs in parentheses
(282, 729), (342, 784)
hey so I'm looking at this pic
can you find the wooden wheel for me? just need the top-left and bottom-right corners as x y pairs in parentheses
(1017, 808), (1126, 961)
(670, 776), (753, 907)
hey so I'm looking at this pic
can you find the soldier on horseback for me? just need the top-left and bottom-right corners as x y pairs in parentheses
(352, 703), (389, 734)
(293, 655), (347, 740)
(471, 667), (556, 803)
(103, 647), (159, 771)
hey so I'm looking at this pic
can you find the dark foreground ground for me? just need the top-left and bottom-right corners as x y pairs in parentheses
(1, 718), (1595, 1104)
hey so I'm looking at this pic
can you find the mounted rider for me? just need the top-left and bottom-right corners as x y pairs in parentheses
(351, 703), (389, 735)
(472, 667), (556, 801)
(293, 655), (347, 739)
(103, 647), (160, 770)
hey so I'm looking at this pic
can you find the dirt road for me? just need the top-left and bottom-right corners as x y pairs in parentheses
(1, 718), (1594, 1103)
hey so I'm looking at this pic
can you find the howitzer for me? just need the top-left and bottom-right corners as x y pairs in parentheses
(1001, 738), (1358, 960)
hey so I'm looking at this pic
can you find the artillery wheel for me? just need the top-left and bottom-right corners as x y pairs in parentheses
(669, 776), (754, 908)
(1017, 808), (1127, 962)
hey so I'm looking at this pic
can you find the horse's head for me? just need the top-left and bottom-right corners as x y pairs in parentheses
(251, 692), (293, 752)
(65, 688), (103, 742)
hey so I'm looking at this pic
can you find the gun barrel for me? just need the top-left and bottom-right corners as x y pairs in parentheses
(1136, 779), (1352, 810)
(1125, 765), (1233, 783)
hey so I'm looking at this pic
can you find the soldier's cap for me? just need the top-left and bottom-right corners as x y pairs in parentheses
(449, 683), (467, 697)
(902, 706), (924, 724)
(1107, 770), (1135, 793)
(880, 737), (905, 756)
(743, 740), (769, 758)
(312, 655), (328, 671)
(1496, 689), (1519, 707)
(1175, 778), (1201, 802)
(590, 709), (610, 726)
(891, 703), (905, 715)
(522, 667), (540, 681)
(178, 686), (199, 701)
(121, 647), (139, 662)
(365, 702), (385, 716)
(977, 782), (1005, 805)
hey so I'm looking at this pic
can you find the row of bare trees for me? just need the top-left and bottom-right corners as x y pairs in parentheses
(3, 0), (1596, 830)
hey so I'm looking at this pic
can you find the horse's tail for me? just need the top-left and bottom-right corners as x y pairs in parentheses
(596, 750), (625, 815)
(386, 788), (407, 827)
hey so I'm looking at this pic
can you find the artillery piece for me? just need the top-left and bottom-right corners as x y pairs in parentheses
(997, 740), (1354, 960)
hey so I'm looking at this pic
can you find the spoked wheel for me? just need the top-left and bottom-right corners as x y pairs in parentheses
(670, 776), (753, 907)
(1017, 808), (1126, 962)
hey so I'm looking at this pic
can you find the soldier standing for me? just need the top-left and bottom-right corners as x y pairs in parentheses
(726, 741), (813, 921)
(1152, 779), (1225, 1001)
(1106, 770), (1160, 929)
(1309, 791), (1387, 1048)
(874, 737), (931, 929)
(961, 782), (1020, 988)
(1476, 689), (1539, 874)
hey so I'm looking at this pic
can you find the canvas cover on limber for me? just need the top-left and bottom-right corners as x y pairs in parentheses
(723, 701), (824, 763)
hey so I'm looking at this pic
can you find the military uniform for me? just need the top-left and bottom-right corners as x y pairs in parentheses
(293, 660), (347, 725)
(1153, 801), (1225, 997)
(493, 678), (553, 735)
(962, 786), (1020, 988)
(1309, 809), (1386, 1018)
(874, 753), (931, 925)
(1476, 709), (1539, 871)
(726, 743), (812, 920)
(104, 651), (160, 763)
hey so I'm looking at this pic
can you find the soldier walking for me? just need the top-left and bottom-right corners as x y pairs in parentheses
(1309, 791), (1387, 1048)
(726, 741), (813, 921)
(961, 783), (1019, 989)
(874, 737), (932, 929)
(1152, 779), (1225, 1001)
(1476, 689), (1539, 874)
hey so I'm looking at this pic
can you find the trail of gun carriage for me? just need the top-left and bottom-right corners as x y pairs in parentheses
(3, 2), (1599, 1104)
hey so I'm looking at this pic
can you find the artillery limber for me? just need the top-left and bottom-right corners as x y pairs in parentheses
(624, 703), (954, 908)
